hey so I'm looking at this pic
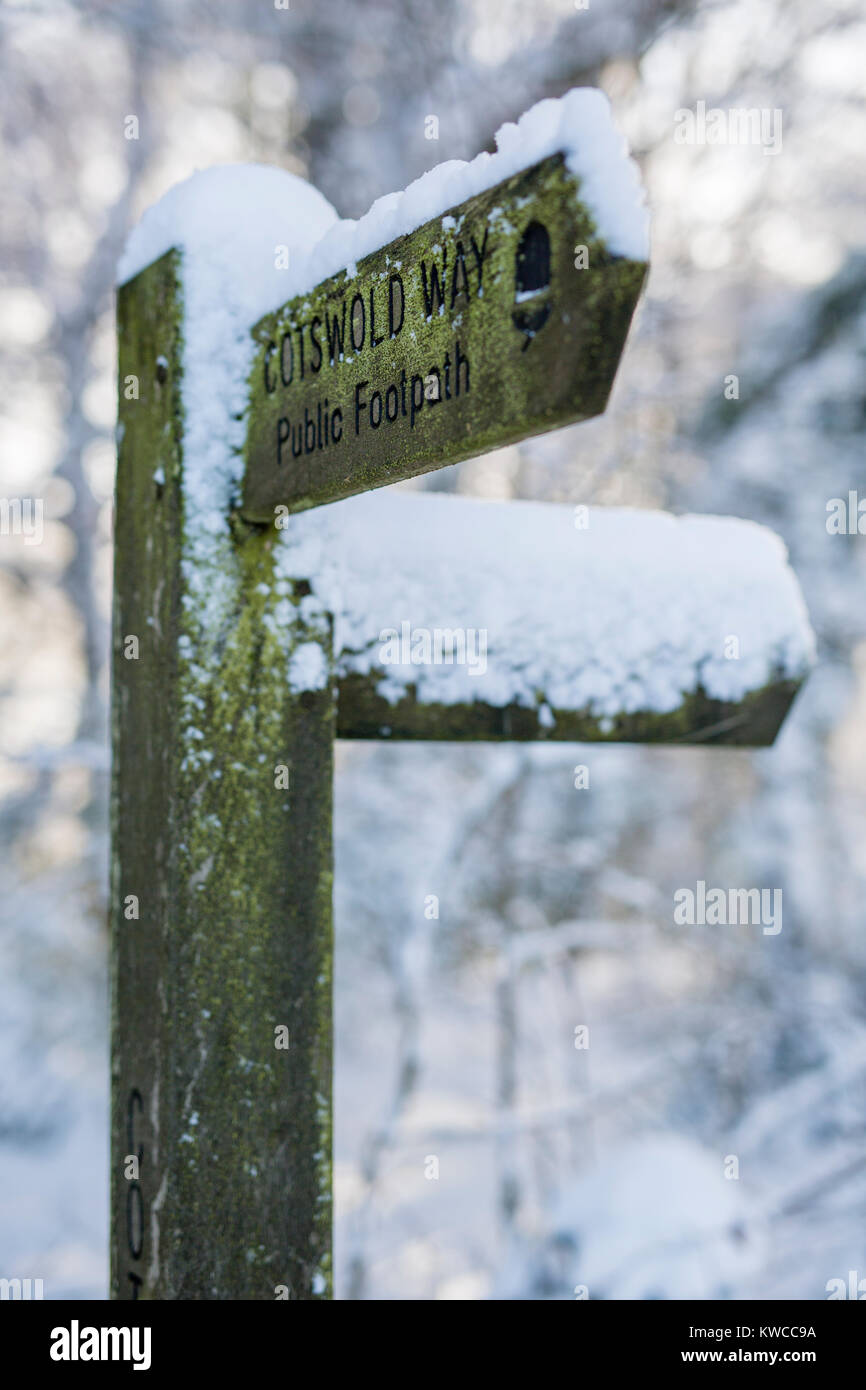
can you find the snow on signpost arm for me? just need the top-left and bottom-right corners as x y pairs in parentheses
(281, 492), (814, 747)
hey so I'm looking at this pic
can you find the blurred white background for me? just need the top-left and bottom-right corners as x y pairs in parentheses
(1, 0), (866, 1299)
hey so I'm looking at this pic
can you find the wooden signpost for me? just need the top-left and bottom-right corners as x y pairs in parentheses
(243, 154), (646, 517)
(111, 141), (811, 1299)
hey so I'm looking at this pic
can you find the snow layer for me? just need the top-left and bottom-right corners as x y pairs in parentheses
(118, 87), (648, 315)
(118, 162), (339, 328)
(119, 165), (342, 647)
(276, 492), (815, 713)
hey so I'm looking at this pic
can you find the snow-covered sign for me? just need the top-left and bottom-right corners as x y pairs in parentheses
(287, 493), (814, 745)
(110, 89), (812, 1303)
(243, 151), (647, 516)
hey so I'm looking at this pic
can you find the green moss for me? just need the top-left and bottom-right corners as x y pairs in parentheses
(112, 253), (333, 1301)
(242, 154), (648, 519)
(335, 670), (805, 747)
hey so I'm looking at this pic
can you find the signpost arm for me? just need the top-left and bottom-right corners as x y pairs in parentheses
(277, 494), (813, 752)
(111, 253), (334, 1300)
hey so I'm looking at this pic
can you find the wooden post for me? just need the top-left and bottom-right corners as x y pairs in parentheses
(111, 127), (813, 1300)
(111, 252), (333, 1300)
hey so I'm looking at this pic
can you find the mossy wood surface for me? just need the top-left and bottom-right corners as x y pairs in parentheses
(335, 672), (803, 747)
(112, 254), (333, 1300)
(243, 154), (647, 518)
